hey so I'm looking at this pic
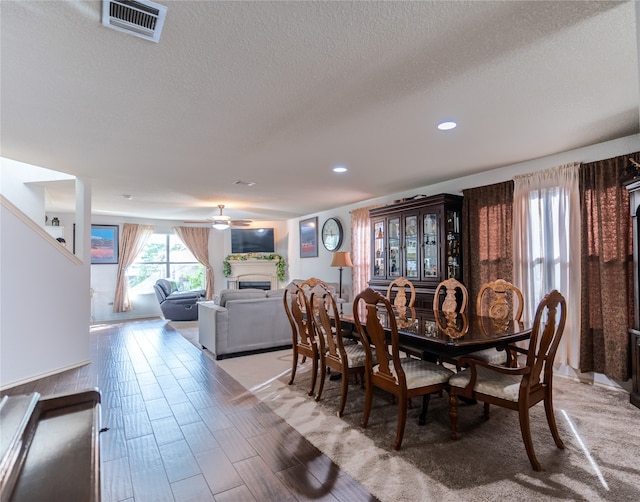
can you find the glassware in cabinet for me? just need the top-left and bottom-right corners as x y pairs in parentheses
(446, 209), (461, 279)
(373, 220), (385, 277)
(422, 212), (438, 278)
(388, 217), (400, 277)
(404, 214), (418, 279)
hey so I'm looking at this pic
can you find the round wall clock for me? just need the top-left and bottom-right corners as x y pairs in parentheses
(322, 217), (343, 251)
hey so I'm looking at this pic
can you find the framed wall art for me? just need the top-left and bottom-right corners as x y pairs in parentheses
(91, 224), (119, 264)
(299, 217), (318, 258)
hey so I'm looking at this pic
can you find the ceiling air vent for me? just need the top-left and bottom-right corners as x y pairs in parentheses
(102, 0), (167, 43)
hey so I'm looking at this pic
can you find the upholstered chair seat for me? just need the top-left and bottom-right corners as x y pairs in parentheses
(342, 342), (369, 368)
(449, 365), (521, 401)
(375, 359), (453, 389)
(462, 347), (508, 366)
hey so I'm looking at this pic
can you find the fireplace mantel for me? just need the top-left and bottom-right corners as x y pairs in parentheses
(226, 259), (278, 290)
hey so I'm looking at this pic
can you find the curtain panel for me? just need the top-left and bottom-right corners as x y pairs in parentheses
(579, 152), (639, 381)
(173, 226), (214, 300)
(351, 205), (382, 300)
(461, 181), (514, 315)
(513, 163), (581, 368)
(113, 223), (154, 313)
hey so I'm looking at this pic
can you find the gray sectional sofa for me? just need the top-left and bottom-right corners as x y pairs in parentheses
(198, 288), (291, 359)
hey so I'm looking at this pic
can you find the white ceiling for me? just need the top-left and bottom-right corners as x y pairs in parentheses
(2, 1), (639, 223)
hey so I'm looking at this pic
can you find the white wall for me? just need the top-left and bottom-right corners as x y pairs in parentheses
(286, 207), (353, 296)
(0, 199), (90, 389)
(1, 158), (74, 224)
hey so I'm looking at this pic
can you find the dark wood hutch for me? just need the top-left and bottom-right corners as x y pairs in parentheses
(368, 193), (463, 309)
(625, 179), (640, 409)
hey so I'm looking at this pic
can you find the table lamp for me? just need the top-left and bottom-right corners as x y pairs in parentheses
(331, 251), (354, 311)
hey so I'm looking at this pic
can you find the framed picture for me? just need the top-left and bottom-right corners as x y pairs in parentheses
(299, 217), (318, 258)
(91, 224), (119, 264)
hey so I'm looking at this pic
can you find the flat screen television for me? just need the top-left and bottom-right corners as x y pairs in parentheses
(231, 228), (275, 254)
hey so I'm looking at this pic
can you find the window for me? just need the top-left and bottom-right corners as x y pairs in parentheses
(128, 233), (204, 294)
(526, 187), (571, 306)
(513, 163), (580, 368)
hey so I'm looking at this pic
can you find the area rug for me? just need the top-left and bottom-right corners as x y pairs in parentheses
(170, 322), (640, 501)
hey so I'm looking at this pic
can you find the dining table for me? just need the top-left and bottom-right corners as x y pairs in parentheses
(338, 303), (533, 361)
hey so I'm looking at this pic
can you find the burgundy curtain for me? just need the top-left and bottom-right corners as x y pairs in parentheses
(462, 181), (514, 315)
(580, 152), (639, 381)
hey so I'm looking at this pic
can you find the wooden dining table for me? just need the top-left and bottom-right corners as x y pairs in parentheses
(339, 303), (533, 361)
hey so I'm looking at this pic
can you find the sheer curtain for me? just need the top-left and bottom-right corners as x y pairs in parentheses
(173, 226), (214, 300)
(113, 223), (154, 313)
(513, 163), (581, 368)
(579, 152), (637, 381)
(462, 181), (514, 315)
(351, 205), (381, 300)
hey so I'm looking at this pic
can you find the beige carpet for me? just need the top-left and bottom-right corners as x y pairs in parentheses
(169, 321), (640, 502)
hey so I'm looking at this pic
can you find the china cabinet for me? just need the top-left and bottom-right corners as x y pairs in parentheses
(369, 193), (463, 308)
(625, 179), (640, 408)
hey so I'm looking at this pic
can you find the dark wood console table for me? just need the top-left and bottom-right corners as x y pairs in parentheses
(0, 388), (101, 501)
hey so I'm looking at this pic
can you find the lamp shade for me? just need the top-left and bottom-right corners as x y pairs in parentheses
(331, 251), (353, 268)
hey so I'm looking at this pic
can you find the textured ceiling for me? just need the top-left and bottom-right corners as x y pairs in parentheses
(1, 1), (639, 222)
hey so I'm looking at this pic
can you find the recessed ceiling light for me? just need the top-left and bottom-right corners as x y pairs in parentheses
(333, 165), (348, 173)
(438, 121), (457, 131)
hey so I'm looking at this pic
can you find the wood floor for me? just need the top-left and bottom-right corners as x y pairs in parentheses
(1, 319), (377, 502)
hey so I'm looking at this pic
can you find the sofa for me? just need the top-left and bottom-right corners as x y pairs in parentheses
(153, 279), (206, 321)
(198, 288), (291, 359)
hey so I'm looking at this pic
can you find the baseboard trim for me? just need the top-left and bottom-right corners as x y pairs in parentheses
(209, 344), (293, 361)
(0, 359), (91, 392)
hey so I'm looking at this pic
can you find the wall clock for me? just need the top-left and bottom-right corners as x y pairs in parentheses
(322, 217), (343, 251)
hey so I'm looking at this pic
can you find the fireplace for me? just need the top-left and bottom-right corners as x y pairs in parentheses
(226, 259), (279, 290)
(239, 281), (271, 291)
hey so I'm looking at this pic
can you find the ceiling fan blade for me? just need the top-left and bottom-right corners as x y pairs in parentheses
(182, 219), (253, 227)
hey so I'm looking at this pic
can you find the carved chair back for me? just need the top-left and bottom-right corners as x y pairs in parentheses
(386, 277), (416, 309)
(477, 279), (524, 322)
(433, 278), (468, 314)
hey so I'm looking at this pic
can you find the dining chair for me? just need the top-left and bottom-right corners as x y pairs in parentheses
(299, 277), (329, 295)
(283, 281), (320, 396)
(433, 278), (469, 365)
(386, 276), (416, 309)
(310, 283), (368, 416)
(387, 277), (421, 359)
(448, 290), (567, 471)
(433, 278), (468, 314)
(467, 279), (524, 366)
(353, 288), (454, 450)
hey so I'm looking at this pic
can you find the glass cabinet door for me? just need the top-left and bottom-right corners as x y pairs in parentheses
(373, 220), (385, 278)
(446, 210), (461, 279)
(404, 214), (418, 279)
(388, 217), (400, 277)
(422, 212), (439, 278)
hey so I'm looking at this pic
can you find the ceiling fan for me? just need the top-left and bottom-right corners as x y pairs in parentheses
(183, 204), (252, 229)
